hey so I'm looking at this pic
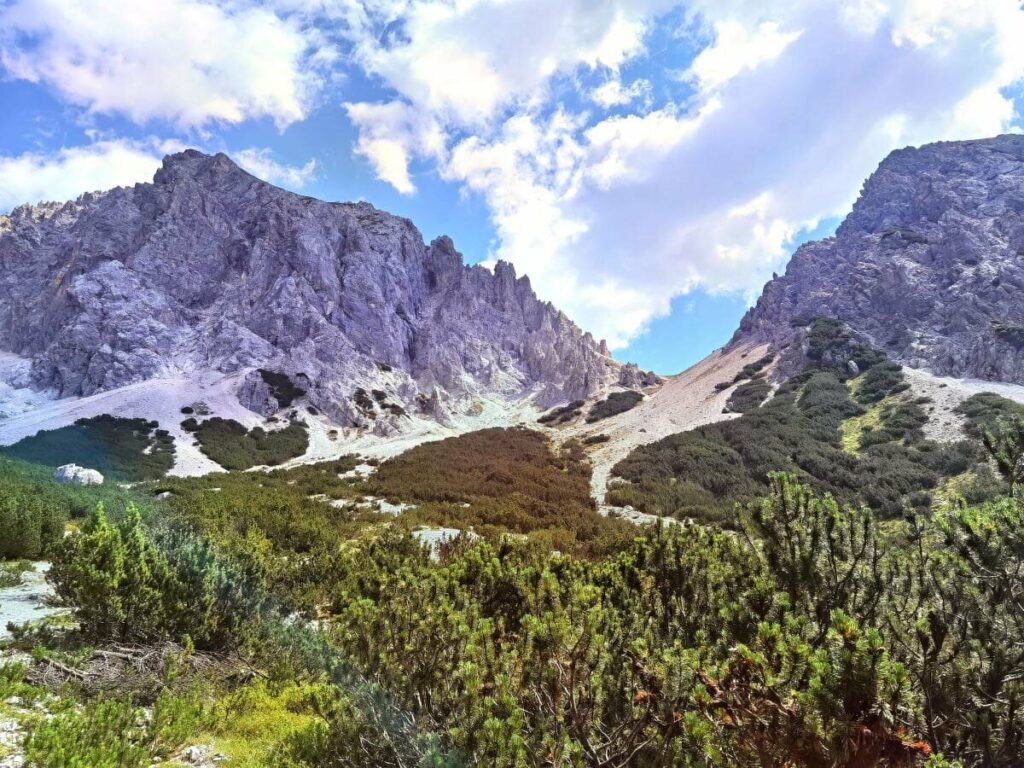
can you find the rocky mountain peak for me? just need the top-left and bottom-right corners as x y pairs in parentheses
(0, 149), (648, 433)
(733, 134), (1024, 383)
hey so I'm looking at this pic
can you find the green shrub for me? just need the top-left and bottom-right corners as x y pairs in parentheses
(805, 317), (887, 372)
(856, 360), (908, 404)
(956, 392), (1024, 439)
(732, 352), (775, 383)
(0, 471), (67, 559)
(191, 418), (309, 470)
(0, 559), (33, 588)
(0, 415), (175, 481)
(353, 388), (375, 415)
(22, 689), (204, 768)
(537, 399), (585, 424)
(586, 391), (643, 422)
(259, 370), (306, 409)
(51, 502), (271, 649)
(725, 380), (772, 413)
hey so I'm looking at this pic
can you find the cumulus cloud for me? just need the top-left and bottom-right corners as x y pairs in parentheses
(0, 0), (329, 129)
(338, 0), (675, 190)
(347, 0), (672, 124)
(338, 0), (1024, 352)
(682, 20), (803, 94)
(344, 100), (443, 194)
(234, 148), (317, 189)
(0, 138), (180, 212)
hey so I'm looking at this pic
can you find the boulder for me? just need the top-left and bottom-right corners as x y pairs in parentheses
(53, 464), (104, 485)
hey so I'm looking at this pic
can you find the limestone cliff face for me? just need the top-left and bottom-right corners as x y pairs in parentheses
(734, 135), (1024, 383)
(0, 150), (633, 428)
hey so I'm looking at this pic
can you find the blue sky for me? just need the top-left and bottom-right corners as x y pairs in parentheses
(2, 1), (1023, 374)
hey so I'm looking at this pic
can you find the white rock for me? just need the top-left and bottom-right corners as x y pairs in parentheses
(53, 464), (104, 485)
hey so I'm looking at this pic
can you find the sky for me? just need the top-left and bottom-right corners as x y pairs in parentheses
(1, 1), (1023, 375)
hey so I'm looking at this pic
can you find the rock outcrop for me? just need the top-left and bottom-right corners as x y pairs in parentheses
(734, 135), (1024, 383)
(53, 464), (104, 485)
(0, 150), (636, 428)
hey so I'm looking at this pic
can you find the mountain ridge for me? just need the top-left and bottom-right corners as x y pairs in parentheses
(0, 149), (654, 439)
(732, 133), (1024, 383)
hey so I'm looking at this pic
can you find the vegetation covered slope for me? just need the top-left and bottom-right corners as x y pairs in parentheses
(9, 438), (1024, 766)
(608, 319), (989, 525)
(0, 415), (175, 481)
(6, 329), (1024, 766)
(368, 426), (634, 555)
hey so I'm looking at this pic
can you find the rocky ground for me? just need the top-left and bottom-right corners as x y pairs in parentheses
(903, 366), (1024, 442)
(554, 342), (768, 505)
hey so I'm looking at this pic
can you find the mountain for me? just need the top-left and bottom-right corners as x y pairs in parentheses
(733, 134), (1024, 382)
(0, 150), (650, 439)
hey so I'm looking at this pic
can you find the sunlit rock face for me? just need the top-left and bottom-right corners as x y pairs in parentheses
(0, 150), (633, 428)
(735, 135), (1024, 384)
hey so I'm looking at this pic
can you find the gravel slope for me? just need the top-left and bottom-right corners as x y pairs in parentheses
(556, 343), (770, 504)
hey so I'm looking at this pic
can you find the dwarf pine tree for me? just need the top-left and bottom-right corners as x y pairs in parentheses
(51, 502), (125, 638)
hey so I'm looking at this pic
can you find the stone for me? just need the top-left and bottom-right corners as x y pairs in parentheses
(178, 744), (227, 766)
(733, 134), (1024, 384)
(53, 464), (104, 485)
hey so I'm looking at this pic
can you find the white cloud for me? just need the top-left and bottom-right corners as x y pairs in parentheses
(346, 0), (675, 125)
(589, 78), (653, 109)
(0, 139), (180, 212)
(335, 0), (678, 213)
(683, 20), (802, 94)
(233, 148), (317, 189)
(0, 0), (329, 129)
(0, 140), (318, 212)
(336, 0), (1024, 355)
(344, 100), (444, 194)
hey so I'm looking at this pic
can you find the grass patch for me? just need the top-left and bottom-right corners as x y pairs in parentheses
(205, 681), (323, 767)
(187, 418), (309, 471)
(840, 400), (886, 453)
(0, 415), (175, 481)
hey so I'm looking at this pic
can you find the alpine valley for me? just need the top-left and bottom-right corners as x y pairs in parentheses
(4, 136), (1024, 768)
